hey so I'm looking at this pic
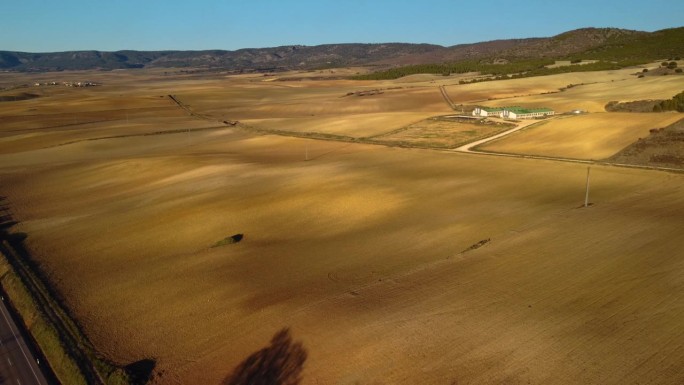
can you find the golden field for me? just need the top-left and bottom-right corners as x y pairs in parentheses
(371, 117), (515, 148)
(1, 65), (684, 384)
(478, 112), (684, 159)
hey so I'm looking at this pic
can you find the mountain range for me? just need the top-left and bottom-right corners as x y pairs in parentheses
(1, 27), (682, 72)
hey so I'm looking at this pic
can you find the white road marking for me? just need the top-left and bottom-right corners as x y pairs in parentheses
(0, 302), (43, 384)
(7, 356), (12, 365)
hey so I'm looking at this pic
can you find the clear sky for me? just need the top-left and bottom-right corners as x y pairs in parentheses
(3, 0), (683, 52)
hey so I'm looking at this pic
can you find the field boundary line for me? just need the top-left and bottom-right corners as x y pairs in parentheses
(439, 85), (458, 110)
(44, 125), (228, 148)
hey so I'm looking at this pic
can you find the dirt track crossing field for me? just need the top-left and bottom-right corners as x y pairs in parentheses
(1, 67), (684, 384)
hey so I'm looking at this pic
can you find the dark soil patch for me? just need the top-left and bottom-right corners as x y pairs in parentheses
(608, 118), (684, 169)
(605, 100), (661, 112)
(0, 93), (41, 102)
(461, 239), (491, 253)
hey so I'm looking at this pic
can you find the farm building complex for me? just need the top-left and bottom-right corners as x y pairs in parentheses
(472, 106), (555, 119)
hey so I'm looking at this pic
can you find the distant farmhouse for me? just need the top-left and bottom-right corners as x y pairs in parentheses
(472, 106), (554, 119)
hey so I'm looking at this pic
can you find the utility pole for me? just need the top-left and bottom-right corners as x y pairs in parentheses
(584, 166), (591, 207)
(305, 145), (309, 161)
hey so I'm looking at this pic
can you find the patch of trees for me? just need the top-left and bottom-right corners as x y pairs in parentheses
(579, 27), (684, 61)
(606, 100), (662, 112)
(653, 90), (684, 112)
(354, 59), (642, 81)
(353, 59), (558, 80)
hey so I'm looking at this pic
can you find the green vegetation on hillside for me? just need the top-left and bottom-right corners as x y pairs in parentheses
(353, 59), (643, 81)
(578, 27), (684, 61)
(355, 27), (684, 81)
(354, 59), (547, 80)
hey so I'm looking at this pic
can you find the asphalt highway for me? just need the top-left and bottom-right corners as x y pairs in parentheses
(0, 296), (50, 385)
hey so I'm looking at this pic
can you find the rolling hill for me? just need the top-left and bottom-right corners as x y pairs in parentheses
(0, 27), (681, 72)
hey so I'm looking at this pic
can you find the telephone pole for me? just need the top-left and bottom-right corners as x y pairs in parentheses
(584, 166), (591, 207)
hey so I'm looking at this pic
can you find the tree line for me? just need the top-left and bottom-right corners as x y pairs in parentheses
(653, 90), (684, 112)
(353, 59), (644, 81)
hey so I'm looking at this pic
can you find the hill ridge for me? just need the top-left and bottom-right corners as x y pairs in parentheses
(1, 26), (681, 72)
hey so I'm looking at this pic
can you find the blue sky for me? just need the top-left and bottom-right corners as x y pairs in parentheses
(3, 0), (683, 52)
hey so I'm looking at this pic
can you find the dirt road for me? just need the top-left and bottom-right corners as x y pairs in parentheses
(454, 118), (543, 152)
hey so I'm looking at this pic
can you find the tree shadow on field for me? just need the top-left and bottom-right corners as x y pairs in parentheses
(223, 328), (307, 385)
(125, 359), (156, 385)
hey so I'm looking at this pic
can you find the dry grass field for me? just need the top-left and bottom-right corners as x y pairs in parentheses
(478, 112), (684, 159)
(1, 66), (684, 385)
(371, 117), (514, 148)
(478, 73), (684, 113)
(179, 80), (448, 138)
(441, 65), (684, 113)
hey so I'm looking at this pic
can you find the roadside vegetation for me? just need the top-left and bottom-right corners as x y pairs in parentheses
(0, 254), (88, 385)
(0, 229), (132, 385)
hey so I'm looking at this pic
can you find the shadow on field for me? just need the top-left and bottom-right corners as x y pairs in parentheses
(125, 358), (156, 385)
(0, 196), (85, 385)
(223, 328), (307, 385)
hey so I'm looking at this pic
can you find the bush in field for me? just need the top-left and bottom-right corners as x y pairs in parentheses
(212, 234), (244, 247)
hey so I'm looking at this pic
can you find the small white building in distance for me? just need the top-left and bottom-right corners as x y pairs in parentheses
(472, 106), (507, 117)
(472, 106), (554, 119)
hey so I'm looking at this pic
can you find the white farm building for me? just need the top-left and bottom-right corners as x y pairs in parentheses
(471, 106), (506, 117)
(472, 106), (554, 119)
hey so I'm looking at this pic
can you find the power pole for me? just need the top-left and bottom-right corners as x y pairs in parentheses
(584, 166), (591, 207)
(305, 145), (308, 161)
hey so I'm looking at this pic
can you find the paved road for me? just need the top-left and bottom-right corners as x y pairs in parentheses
(0, 297), (50, 385)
